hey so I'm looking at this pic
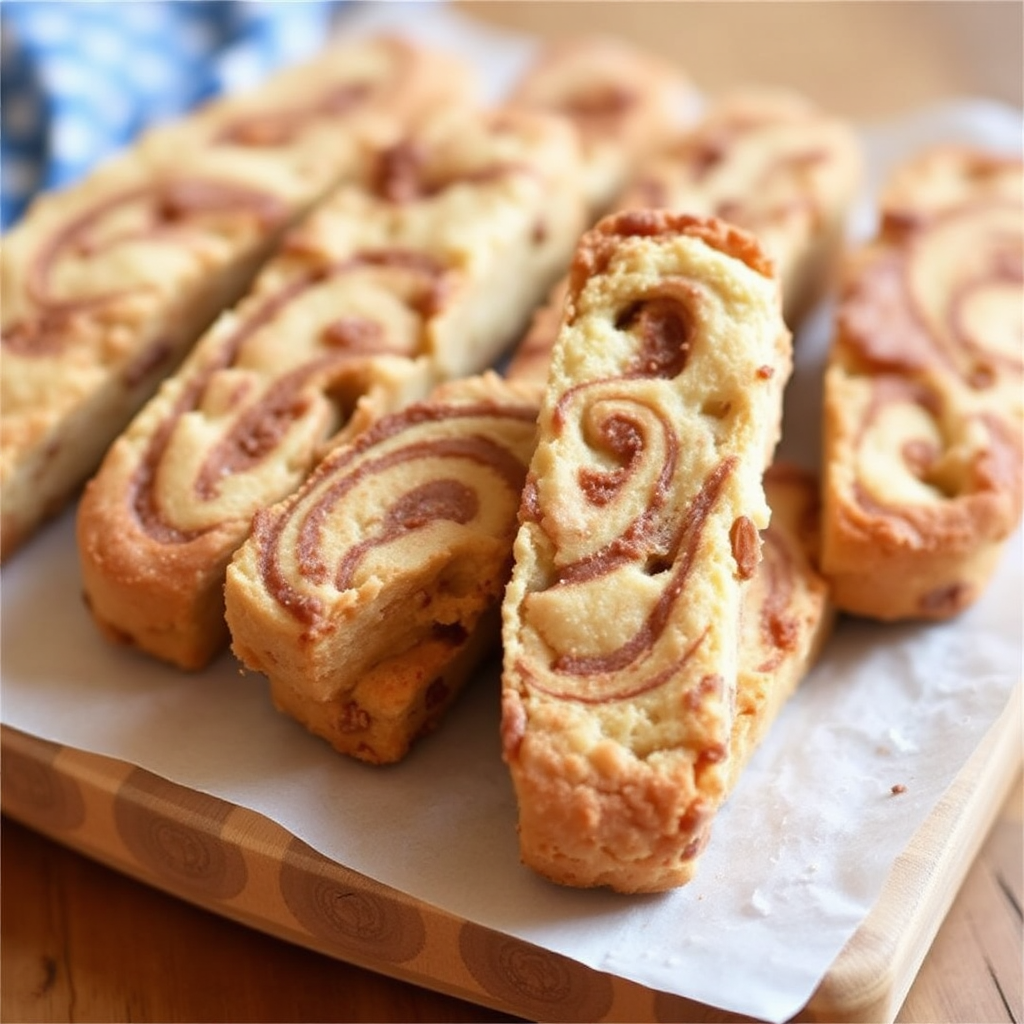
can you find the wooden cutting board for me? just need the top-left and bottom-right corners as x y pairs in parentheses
(2, 681), (1019, 1024)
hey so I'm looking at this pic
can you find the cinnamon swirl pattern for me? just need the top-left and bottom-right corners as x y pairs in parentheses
(821, 146), (1023, 620)
(0, 36), (474, 562)
(225, 373), (540, 765)
(77, 106), (586, 671)
(616, 88), (863, 328)
(510, 36), (697, 216)
(501, 209), (793, 892)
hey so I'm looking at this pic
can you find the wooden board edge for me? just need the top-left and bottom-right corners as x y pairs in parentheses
(3, 689), (1021, 1024)
(801, 680), (1023, 1022)
(0, 725), (730, 1022)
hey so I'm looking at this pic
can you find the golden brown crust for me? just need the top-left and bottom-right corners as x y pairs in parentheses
(500, 210), (793, 892)
(225, 373), (540, 763)
(821, 146), (1023, 620)
(0, 36), (476, 563)
(76, 104), (586, 670)
(565, 208), (778, 300)
(265, 606), (504, 766)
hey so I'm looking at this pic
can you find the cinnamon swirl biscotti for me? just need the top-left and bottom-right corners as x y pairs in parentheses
(616, 88), (863, 328)
(77, 104), (586, 670)
(225, 372), (540, 764)
(820, 145), (1023, 620)
(501, 209), (793, 892)
(0, 36), (473, 561)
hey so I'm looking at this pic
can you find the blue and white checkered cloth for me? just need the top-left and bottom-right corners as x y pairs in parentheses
(1, 1), (343, 229)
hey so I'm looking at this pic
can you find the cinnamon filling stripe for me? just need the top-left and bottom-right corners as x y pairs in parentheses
(214, 81), (376, 147)
(127, 249), (452, 543)
(839, 201), (1023, 383)
(848, 376), (1022, 526)
(520, 457), (737, 703)
(254, 402), (536, 626)
(2, 179), (289, 356)
(752, 528), (800, 674)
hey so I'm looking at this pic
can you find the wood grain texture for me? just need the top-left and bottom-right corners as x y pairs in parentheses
(901, 775), (1023, 1024)
(899, 774), (1023, 1024)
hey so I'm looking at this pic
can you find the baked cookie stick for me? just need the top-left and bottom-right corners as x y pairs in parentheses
(501, 210), (793, 893)
(0, 36), (474, 561)
(78, 106), (586, 670)
(821, 146), (1023, 620)
(225, 373), (539, 764)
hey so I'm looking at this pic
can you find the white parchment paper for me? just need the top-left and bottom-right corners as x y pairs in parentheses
(2, 5), (1021, 1021)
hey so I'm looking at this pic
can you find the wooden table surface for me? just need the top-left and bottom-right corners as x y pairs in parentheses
(2, 3), (1022, 1023)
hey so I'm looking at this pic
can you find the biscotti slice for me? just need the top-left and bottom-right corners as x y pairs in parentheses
(77, 105), (587, 671)
(0, 36), (474, 562)
(732, 463), (834, 785)
(616, 88), (863, 328)
(509, 36), (697, 216)
(820, 145), (1023, 620)
(501, 209), (792, 893)
(225, 372), (540, 764)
